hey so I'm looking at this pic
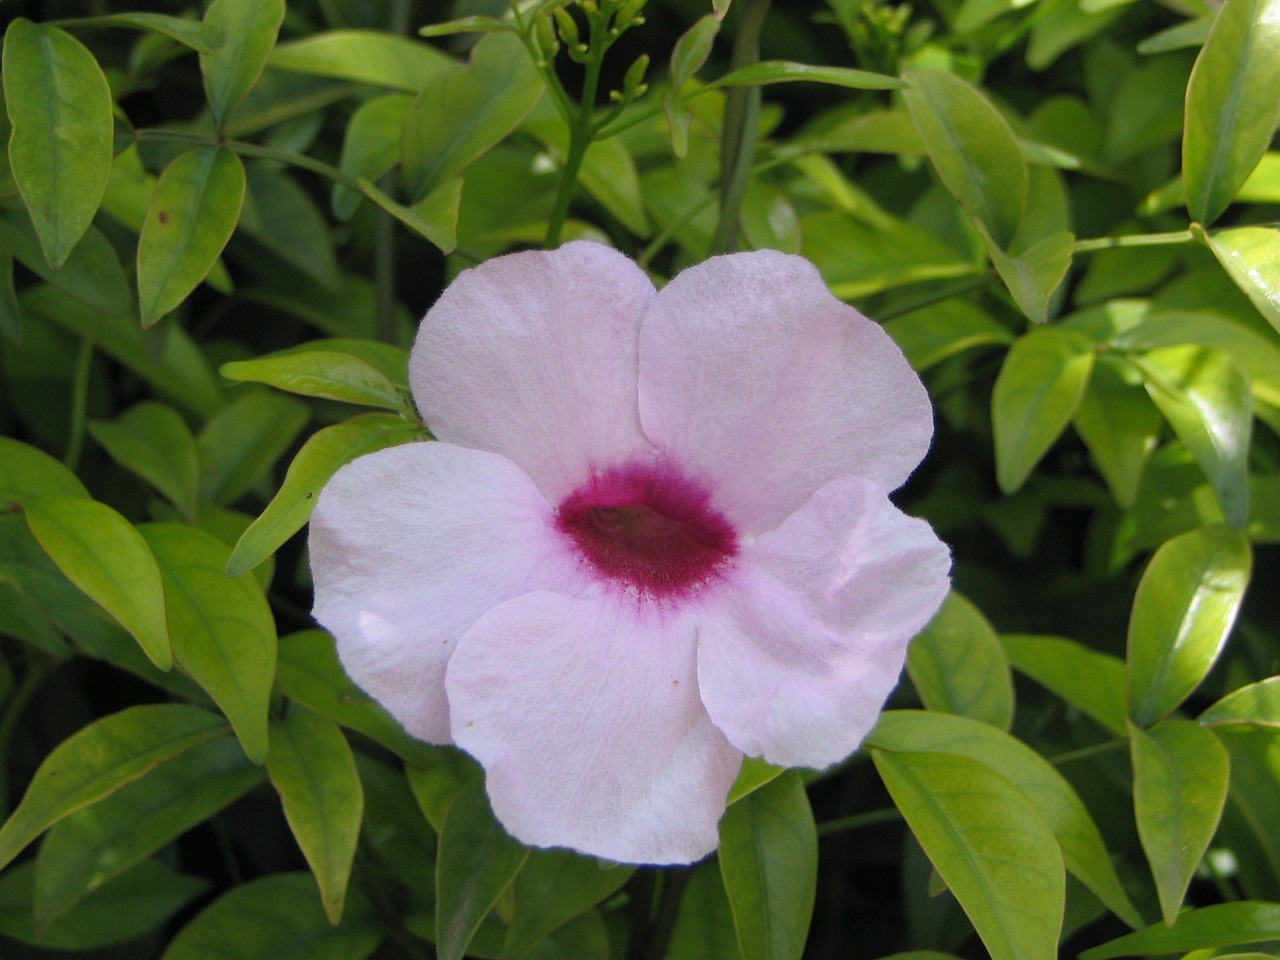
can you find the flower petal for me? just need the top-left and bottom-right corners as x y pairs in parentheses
(639, 251), (933, 532)
(310, 442), (574, 743)
(410, 241), (656, 501)
(696, 476), (951, 769)
(446, 591), (742, 864)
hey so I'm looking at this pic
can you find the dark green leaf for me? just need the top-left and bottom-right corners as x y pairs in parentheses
(1079, 902), (1280, 959)
(141, 523), (277, 763)
(1136, 345), (1252, 528)
(357, 175), (462, 252)
(666, 864), (739, 960)
(228, 414), (418, 576)
(719, 770), (817, 960)
(1127, 524), (1251, 727)
(906, 592), (1014, 730)
(55, 14), (224, 53)
(986, 228), (1074, 323)
(0, 247), (19, 343)
(87, 402), (201, 522)
(269, 30), (451, 91)
(502, 850), (634, 959)
(435, 781), (530, 960)
(873, 750), (1064, 960)
(402, 31), (543, 200)
(884, 300), (1013, 373)
(2, 19), (113, 267)
(1182, 0), (1280, 224)
(239, 164), (340, 288)
(1130, 719), (1230, 923)
(406, 747), (484, 833)
(197, 389), (310, 506)
(1073, 355), (1164, 508)
(1001, 634), (1127, 735)
(0, 210), (132, 315)
(25, 495), (171, 670)
(137, 147), (247, 326)
(266, 706), (364, 924)
(0, 704), (228, 871)
(200, 0), (285, 126)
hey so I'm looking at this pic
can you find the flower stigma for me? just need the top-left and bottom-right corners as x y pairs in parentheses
(555, 461), (737, 598)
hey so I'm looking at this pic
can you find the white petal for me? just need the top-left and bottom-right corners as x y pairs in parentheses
(446, 591), (742, 864)
(639, 250), (933, 532)
(410, 241), (656, 501)
(309, 442), (576, 743)
(696, 476), (951, 769)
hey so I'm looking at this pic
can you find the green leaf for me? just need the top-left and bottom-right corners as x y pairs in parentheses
(502, 850), (634, 959)
(671, 16), (720, 87)
(160, 872), (382, 960)
(418, 16), (514, 38)
(2, 19), (113, 268)
(906, 592), (1015, 730)
(0, 704), (228, 872)
(87, 402), (201, 522)
(884, 300), (1014, 373)
(266, 706), (364, 925)
(992, 326), (1096, 493)
(228, 414), (419, 576)
(221, 350), (406, 411)
(402, 31), (543, 200)
(1201, 225), (1280, 334)
(873, 750), (1064, 960)
(25, 496), (172, 670)
(1079, 901), (1280, 959)
(197, 390), (310, 506)
(0, 247), (20, 343)
(902, 69), (1028, 250)
(0, 210), (132, 315)
(868, 710), (1141, 928)
(141, 523), (277, 763)
(0, 859), (207, 952)
(277, 629), (438, 766)
(1133, 346), (1252, 528)
(406, 748), (484, 833)
(269, 30), (451, 91)
(53, 13), (225, 54)
(1074, 355), (1163, 508)
(33, 736), (262, 930)
(716, 61), (904, 90)
(1182, 0), (1280, 224)
(239, 164), (340, 289)
(137, 147), (247, 327)
(985, 228), (1074, 323)
(1199, 676), (1280, 728)
(334, 93), (412, 220)
(0, 436), (89, 506)
(667, 864), (739, 960)
(200, 0), (285, 127)
(718, 770), (817, 960)
(1127, 524), (1252, 727)
(1130, 718), (1230, 923)
(727, 756), (786, 804)
(435, 781), (531, 960)
(357, 175), (462, 252)
(1001, 634), (1127, 735)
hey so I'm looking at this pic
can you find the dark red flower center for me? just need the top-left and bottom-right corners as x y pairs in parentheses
(555, 462), (737, 598)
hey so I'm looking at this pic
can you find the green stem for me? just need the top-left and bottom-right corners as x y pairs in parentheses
(0, 656), (56, 818)
(710, 0), (771, 255)
(816, 806), (901, 836)
(875, 272), (997, 321)
(63, 316), (98, 470)
(1074, 230), (1196, 254)
(1048, 738), (1128, 766)
(544, 21), (610, 249)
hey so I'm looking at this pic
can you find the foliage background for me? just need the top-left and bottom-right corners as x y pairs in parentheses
(0, 0), (1278, 957)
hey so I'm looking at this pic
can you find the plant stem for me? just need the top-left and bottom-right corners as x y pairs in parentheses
(1048, 738), (1128, 766)
(816, 806), (901, 836)
(1074, 230), (1196, 254)
(64, 316), (98, 470)
(709, 0), (771, 255)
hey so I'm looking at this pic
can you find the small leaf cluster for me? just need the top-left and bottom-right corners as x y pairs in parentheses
(0, 0), (1278, 958)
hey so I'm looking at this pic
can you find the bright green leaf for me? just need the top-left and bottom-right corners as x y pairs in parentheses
(1199, 676), (1280, 728)
(137, 147), (247, 327)
(907, 592), (1015, 730)
(727, 756), (786, 804)
(993, 326), (1095, 493)
(200, 0), (285, 127)
(1001, 634), (1127, 735)
(435, 781), (530, 960)
(0, 704), (228, 872)
(873, 750), (1064, 960)
(986, 228), (1075, 323)
(160, 872), (382, 960)
(1130, 718), (1230, 923)
(266, 706), (364, 925)
(1073, 355), (1164, 507)
(53, 14), (224, 53)
(1127, 524), (1252, 727)
(25, 496), (171, 670)
(33, 736), (261, 930)
(902, 69), (1028, 249)
(2, 19), (113, 268)
(402, 31), (543, 200)
(269, 30), (451, 91)
(221, 350), (405, 411)
(1182, 0), (1280, 224)
(228, 414), (418, 576)
(357, 175), (462, 252)
(1201, 225), (1280, 335)
(718, 770), (817, 960)
(884, 299), (1013, 373)
(716, 61), (904, 90)
(141, 523), (277, 763)
(418, 16), (513, 38)
(1133, 345), (1252, 528)
(334, 93), (412, 219)
(671, 16), (720, 87)
(869, 710), (1141, 928)
(0, 436), (89, 505)
(406, 748), (484, 834)
(1079, 901), (1280, 959)
(87, 403), (201, 522)
(197, 389), (310, 506)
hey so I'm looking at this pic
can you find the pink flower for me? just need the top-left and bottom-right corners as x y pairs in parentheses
(309, 242), (951, 864)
